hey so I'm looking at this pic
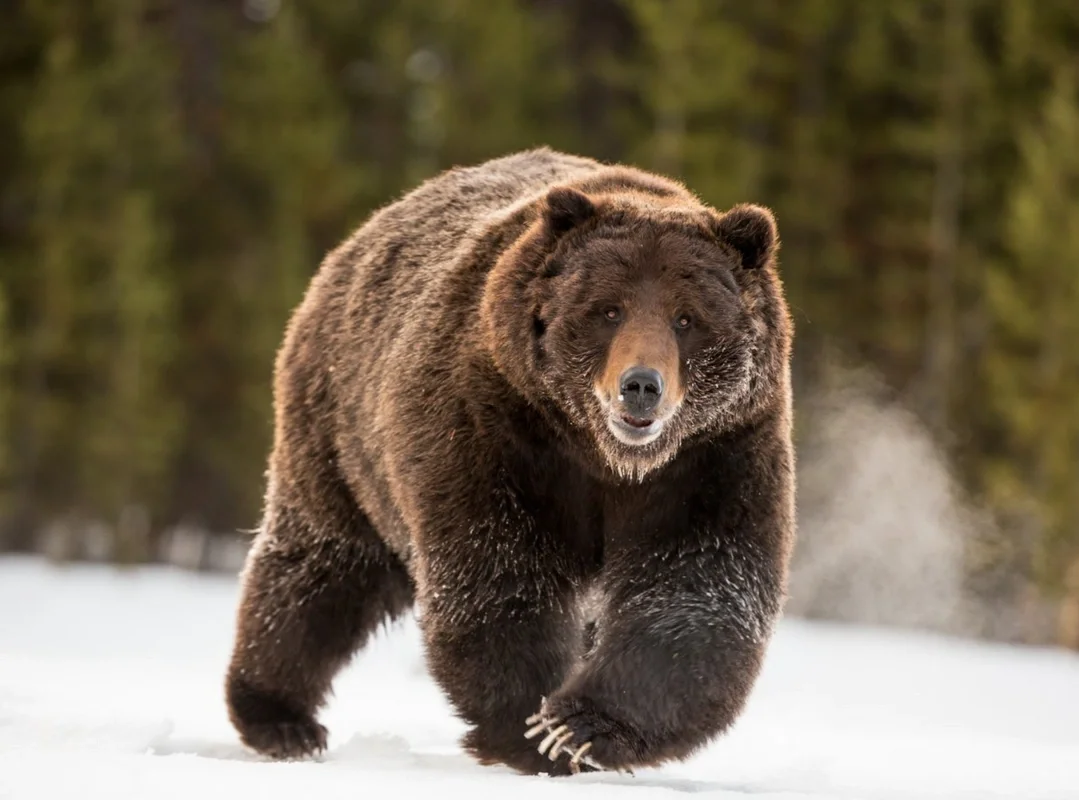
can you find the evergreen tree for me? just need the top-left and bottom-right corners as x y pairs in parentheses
(984, 70), (1079, 593)
(19, 0), (181, 545)
(201, 2), (364, 525)
(0, 285), (10, 522)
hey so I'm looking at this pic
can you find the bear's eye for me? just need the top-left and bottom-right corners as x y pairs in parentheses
(603, 306), (622, 323)
(674, 314), (692, 330)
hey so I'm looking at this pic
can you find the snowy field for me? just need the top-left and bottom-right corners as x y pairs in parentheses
(1, 556), (1077, 800)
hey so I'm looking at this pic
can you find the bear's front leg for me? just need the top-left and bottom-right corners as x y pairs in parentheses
(415, 487), (588, 776)
(526, 529), (788, 773)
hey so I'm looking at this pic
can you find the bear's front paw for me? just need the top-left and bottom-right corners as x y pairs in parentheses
(240, 717), (329, 760)
(227, 677), (328, 760)
(524, 694), (646, 773)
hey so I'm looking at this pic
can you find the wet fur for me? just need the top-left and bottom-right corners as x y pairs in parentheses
(224, 148), (796, 775)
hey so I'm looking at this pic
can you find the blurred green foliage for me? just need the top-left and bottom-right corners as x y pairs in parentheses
(1, 1), (1077, 639)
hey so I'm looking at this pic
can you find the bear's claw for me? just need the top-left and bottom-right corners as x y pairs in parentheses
(523, 703), (601, 774)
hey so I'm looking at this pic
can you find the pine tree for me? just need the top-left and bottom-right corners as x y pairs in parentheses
(211, 2), (365, 525)
(19, 0), (182, 552)
(984, 70), (1079, 594)
(0, 285), (10, 523)
(622, 0), (767, 204)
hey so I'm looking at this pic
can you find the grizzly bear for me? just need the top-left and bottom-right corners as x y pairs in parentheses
(224, 147), (796, 776)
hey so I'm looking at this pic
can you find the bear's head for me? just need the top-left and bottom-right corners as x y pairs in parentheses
(483, 181), (792, 480)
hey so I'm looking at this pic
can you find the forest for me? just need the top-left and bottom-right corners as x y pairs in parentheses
(0, 0), (1077, 647)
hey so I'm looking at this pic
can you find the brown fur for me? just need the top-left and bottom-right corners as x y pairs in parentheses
(224, 148), (796, 775)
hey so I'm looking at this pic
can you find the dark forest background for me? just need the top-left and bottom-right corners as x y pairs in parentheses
(1, 0), (1077, 648)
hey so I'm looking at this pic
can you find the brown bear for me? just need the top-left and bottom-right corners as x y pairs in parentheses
(224, 147), (796, 776)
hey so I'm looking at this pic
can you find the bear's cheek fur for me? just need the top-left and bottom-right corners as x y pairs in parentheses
(537, 316), (608, 423)
(680, 331), (757, 424)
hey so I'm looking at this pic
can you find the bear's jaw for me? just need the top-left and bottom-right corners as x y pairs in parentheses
(590, 404), (684, 483)
(598, 440), (679, 484)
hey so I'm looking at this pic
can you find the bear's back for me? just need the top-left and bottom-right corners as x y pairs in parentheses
(300, 149), (601, 557)
(332, 148), (600, 355)
(353, 147), (599, 286)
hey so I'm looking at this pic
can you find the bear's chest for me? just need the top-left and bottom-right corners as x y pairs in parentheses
(528, 468), (605, 576)
(523, 464), (692, 580)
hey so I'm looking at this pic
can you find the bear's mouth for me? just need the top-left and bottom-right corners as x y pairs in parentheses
(608, 413), (665, 446)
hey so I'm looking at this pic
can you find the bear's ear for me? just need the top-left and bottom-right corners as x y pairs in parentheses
(543, 187), (596, 235)
(712, 204), (778, 270)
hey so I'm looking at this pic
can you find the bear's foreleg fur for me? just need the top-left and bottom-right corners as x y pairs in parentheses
(416, 484), (591, 776)
(525, 433), (791, 772)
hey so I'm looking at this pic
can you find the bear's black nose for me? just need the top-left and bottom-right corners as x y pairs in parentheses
(619, 367), (663, 416)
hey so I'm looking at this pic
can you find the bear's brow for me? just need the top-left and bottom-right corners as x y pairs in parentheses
(577, 234), (646, 266)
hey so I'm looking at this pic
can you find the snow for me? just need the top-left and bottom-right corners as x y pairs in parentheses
(1, 556), (1077, 800)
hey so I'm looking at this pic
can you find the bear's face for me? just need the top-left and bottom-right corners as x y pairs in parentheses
(486, 186), (788, 480)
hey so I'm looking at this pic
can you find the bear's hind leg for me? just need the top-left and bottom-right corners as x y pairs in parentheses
(225, 495), (413, 759)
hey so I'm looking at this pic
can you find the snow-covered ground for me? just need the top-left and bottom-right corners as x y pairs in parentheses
(0, 556), (1076, 800)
